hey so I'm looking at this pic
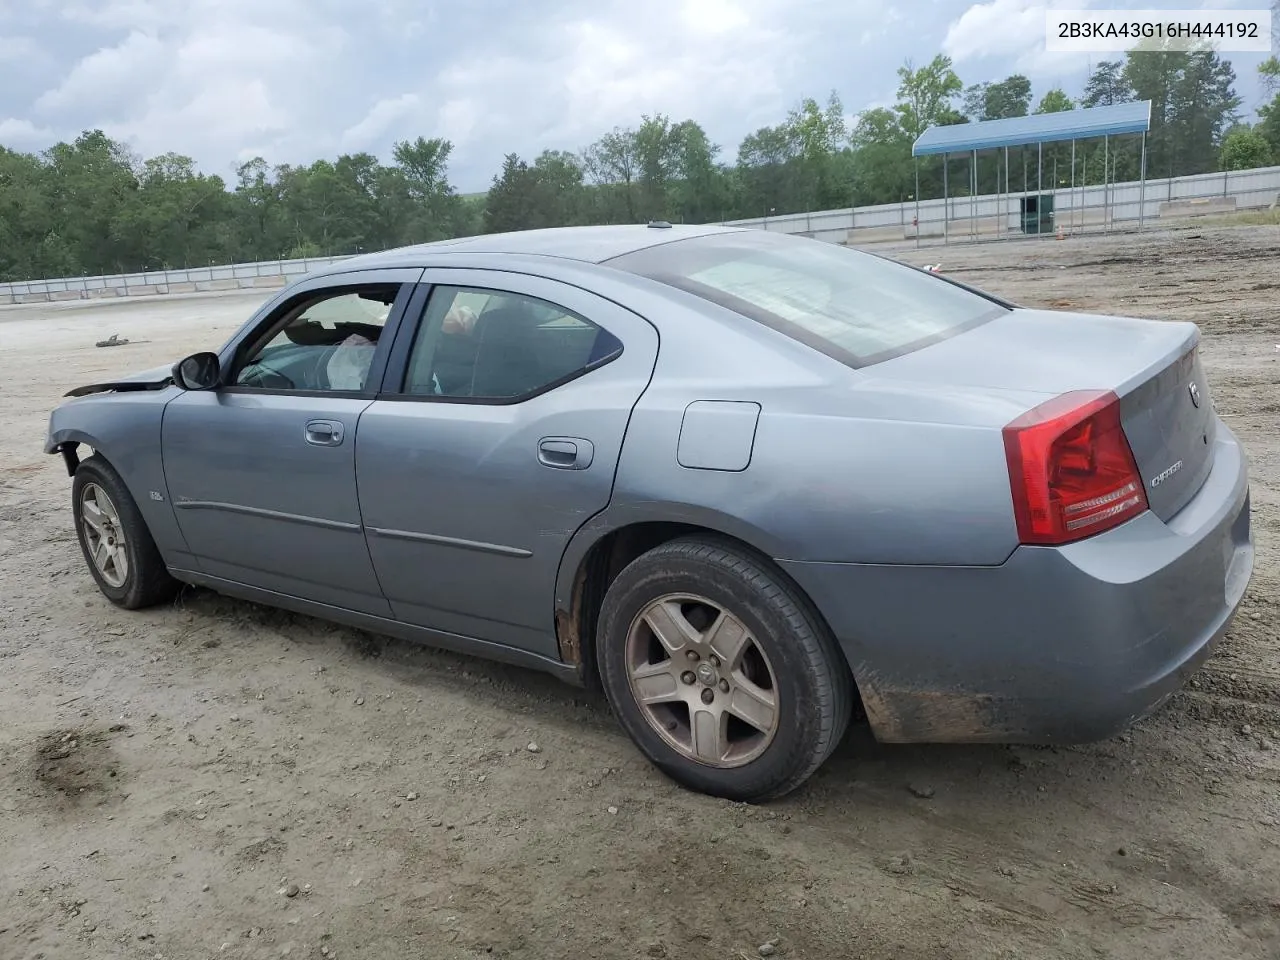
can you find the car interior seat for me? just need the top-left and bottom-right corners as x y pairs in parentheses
(469, 305), (546, 398)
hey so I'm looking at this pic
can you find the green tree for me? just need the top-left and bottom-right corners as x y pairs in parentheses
(1034, 89), (1074, 114)
(1262, 57), (1280, 96)
(42, 130), (140, 275)
(124, 153), (232, 268)
(1081, 61), (1132, 107)
(894, 55), (964, 140)
(1124, 41), (1240, 179)
(965, 75), (1032, 120)
(849, 107), (912, 205)
(1261, 0), (1280, 95)
(782, 92), (849, 209)
(668, 122), (728, 223)
(390, 136), (463, 242)
(1174, 48), (1241, 174)
(1219, 127), (1274, 169)
(233, 157), (289, 260)
(0, 146), (62, 279)
(583, 127), (640, 222)
(529, 149), (589, 225)
(483, 153), (538, 233)
(735, 124), (796, 216)
(893, 57), (965, 202)
(1256, 95), (1280, 158)
(1255, 1), (1280, 157)
(633, 114), (686, 220)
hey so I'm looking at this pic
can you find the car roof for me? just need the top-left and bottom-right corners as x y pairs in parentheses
(320, 223), (748, 273)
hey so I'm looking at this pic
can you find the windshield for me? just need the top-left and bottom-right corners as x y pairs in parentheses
(607, 231), (1008, 367)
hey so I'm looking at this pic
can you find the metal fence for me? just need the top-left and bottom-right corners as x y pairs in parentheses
(723, 164), (1280, 246)
(4, 165), (1279, 305)
(0, 256), (354, 305)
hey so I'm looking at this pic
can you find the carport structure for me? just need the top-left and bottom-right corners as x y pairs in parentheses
(910, 100), (1153, 245)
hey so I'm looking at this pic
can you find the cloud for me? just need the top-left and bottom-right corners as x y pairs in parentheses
(34, 30), (167, 113)
(9, 0), (1261, 191)
(2, 0), (884, 187)
(422, 0), (804, 179)
(0, 36), (44, 63)
(340, 94), (422, 152)
(0, 117), (55, 145)
(942, 0), (1058, 62)
(942, 0), (1119, 80)
(27, 3), (349, 172)
(110, 79), (290, 165)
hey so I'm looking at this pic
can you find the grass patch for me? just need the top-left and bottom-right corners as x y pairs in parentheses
(1191, 207), (1280, 228)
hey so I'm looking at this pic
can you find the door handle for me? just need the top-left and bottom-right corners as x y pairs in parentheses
(304, 419), (344, 446)
(538, 437), (594, 470)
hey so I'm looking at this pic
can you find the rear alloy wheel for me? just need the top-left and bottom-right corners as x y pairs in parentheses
(72, 455), (179, 609)
(625, 594), (780, 767)
(597, 536), (853, 801)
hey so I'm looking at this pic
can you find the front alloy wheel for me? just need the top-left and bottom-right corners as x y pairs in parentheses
(71, 454), (178, 609)
(79, 482), (130, 588)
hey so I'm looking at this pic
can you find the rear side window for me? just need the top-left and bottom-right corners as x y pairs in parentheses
(606, 231), (1007, 367)
(401, 286), (622, 401)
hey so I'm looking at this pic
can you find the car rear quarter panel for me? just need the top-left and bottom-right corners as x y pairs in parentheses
(46, 389), (191, 566)
(570, 283), (1047, 567)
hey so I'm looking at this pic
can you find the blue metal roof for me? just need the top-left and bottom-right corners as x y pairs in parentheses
(911, 100), (1152, 156)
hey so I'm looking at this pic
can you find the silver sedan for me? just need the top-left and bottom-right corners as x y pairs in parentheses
(45, 224), (1254, 801)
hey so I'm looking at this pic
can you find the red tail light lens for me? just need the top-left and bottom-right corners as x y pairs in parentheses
(1003, 390), (1148, 545)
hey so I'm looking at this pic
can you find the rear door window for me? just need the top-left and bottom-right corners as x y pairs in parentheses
(400, 285), (622, 401)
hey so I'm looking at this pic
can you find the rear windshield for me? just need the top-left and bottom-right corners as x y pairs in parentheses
(607, 231), (1008, 367)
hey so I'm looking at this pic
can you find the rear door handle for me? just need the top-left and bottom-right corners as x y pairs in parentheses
(304, 419), (344, 446)
(538, 437), (594, 470)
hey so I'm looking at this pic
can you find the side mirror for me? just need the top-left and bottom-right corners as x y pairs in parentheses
(172, 352), (221, 391)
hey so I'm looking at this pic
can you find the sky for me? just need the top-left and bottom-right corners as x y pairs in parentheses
(0, 0), (1273, 193)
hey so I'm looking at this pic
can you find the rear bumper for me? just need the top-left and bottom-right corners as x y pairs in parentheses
(780, 423), (1254, 744)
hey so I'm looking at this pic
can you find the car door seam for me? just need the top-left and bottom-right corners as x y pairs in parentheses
(352, 398), (393, 603)
(158, 392), (200, 563)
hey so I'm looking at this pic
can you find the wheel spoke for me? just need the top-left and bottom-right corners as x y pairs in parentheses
(81, 500), (106, 535)
(690, 707), (727, 763)
(93, 539), (111, 569)
(111, 544), (129, 582)
(643, 600), (701, 656)
(705, 611), (750, 668)
(727, 677), (777, 734)
(98, 493), (120, 525)
(630, 660), (681, 705)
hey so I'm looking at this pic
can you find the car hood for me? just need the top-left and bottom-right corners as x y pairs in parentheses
(64, 360), (176, 398)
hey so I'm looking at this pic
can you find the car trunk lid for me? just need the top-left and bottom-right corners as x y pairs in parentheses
(866, 307), (1215, 522)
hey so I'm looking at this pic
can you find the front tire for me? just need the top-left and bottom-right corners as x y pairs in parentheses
(72, 455), (179, 609)
(596, 536), (853, 801)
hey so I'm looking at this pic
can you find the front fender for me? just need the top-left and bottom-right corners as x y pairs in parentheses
(45, 425), (100, 458)
(44, 389), (192, 566)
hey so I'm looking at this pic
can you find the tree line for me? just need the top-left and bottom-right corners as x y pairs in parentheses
(2, 39), (1278, 282)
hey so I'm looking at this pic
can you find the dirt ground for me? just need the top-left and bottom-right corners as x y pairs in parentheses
(1, 223), (1277, 960)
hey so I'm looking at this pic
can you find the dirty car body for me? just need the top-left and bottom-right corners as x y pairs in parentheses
(46, 225), (1254, 795)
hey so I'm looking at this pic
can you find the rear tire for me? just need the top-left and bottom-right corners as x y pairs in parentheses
(72, 455), (179, 609)
(596, 535), (852, 801)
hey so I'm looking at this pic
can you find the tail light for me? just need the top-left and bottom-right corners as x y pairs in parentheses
(1003, 390), (1148, 545)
